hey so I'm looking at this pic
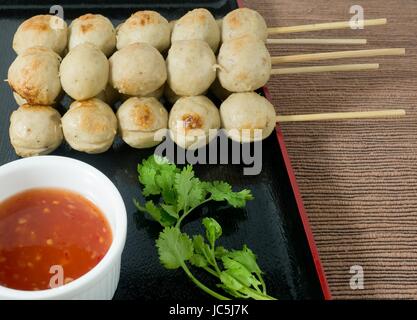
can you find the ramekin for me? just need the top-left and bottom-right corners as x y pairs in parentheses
(0, 156), (127, 300)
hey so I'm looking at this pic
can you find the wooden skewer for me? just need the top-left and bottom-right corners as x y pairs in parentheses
(268, 18), (387, 34)
(266, 38), (367, 45)
(271, 48), (405, 64)
(276, 109), (406, 123)
(271, 63), (379, 75)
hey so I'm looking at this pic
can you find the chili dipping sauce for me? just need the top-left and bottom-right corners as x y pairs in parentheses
(0, 188), (112, 291)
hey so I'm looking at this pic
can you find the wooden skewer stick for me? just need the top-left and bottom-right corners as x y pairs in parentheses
(268, 18), (387, 34)
(271, 63), (379, 75)
(271, 48), (405, 64)
(276, 109), (406, 123)
(266, 38), (367, 45)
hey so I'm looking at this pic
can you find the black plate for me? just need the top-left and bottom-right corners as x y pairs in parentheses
(0, 0), (327, 300)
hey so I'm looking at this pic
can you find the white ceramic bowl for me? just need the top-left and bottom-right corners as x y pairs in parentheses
(0, 156), (127, 300)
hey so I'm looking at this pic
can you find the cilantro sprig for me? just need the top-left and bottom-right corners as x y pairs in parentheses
(134, 155), (276, 300)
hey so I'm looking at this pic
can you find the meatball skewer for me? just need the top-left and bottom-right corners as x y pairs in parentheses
(61, 99), (117, 154)
(9, 105), (63, 157)
(173, 9), (370, 47)
(171, 8), (220, 52)
(168, 96), (220, 150)
(221, 8), (385, 44)
(217, 35), (405, 93)
(116, 10), (171, 52)
(12, 15), (67, 56)
(220, 92), (406, 143)
(68, 13), (116, 57)
(117, 97), (168, 149)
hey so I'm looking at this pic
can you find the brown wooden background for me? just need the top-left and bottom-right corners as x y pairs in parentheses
(243, 0), (417, 298)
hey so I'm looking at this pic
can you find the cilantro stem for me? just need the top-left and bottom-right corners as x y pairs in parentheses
(209, 244), (223, 275)
(203, 266), (218, 278)
(175, 197), (213, 228)
(200, 265), (276, 300)
(180, 262), (231, 300)
(241, 287), (277, 300)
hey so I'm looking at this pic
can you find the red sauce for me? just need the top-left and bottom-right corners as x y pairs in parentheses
(0, 188), (112, 291)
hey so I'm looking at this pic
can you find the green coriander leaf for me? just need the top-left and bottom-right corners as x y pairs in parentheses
(156, 170), (177, 205)
(225, 245), (262, 274)
(134, 199), (176, 227)
(217, 284), (248, 299)
(193, 235), (213, 263)
(175, 165), (205, 212)
(205, 181), (254, 208)
(222, 256), (261, 288)
(214, 246), (229, 259)
(134, 199), (161, 220)
(143, 154), (176, 172)
(193, 235), (205, 251)
(156, 227), (193, 269)
(202, 217), (222, 246)
(160, 203), (179, 219)
(190, 254), (208, 268)
(159, 214), (177, 227)
(219, 271), (244, 291)
(138, 155), (179, 197)
(138, 166), (159, 196)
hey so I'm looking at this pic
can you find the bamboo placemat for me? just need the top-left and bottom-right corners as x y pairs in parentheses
(244, 0), (417, 298)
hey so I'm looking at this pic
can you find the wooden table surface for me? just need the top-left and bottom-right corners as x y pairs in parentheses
(244, 0), (417, 298)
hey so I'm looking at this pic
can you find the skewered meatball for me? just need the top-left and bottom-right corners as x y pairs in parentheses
(166, 40), (216, 96)
(110, 42), (167, 96)
(171, 8), (220, 52)
(116, 10), (171, 52)
(60, 43), (109, 100)
(8, 47), (61, 105)
(9, 105), (63, 157)
(222, 8), (268, 42)
(117, 97), (168, 149)
(62, 98), (117, 154)
(220, 92), (276, 143)
(13, 15), (68, 55)
(68, 14), (116, 57)
(169, 96), (220, 150)
(217, 35), (271, 92)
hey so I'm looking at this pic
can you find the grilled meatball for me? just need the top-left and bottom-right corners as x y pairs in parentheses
(166, 40), (216, 96)
(68, 14), (116, 57)
(220, 92), (276, 143)
(217, 35), (271, 92)
(171, 8), (220, 52)
(9, 104), (63, 157)
(62, 98), (117, 154)
(60, 43), (109, 100)
(8, 47), (61, 105)
(116, 10), (171, 52)
(110, 42), (167, 96)
(117, 97), (168, 149)
(13, 15), (68, 55)
(169, 96), (220, 150)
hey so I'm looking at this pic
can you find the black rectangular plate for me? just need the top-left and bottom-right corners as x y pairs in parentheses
(0, 0), (326, 300)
